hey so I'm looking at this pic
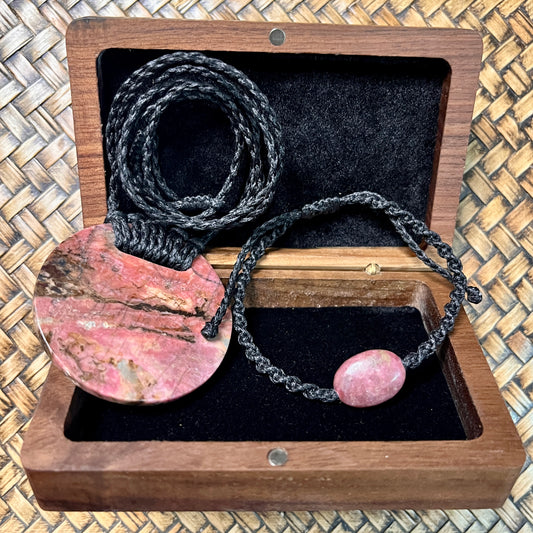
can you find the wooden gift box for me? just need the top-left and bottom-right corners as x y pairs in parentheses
(22, 18), (525, 510)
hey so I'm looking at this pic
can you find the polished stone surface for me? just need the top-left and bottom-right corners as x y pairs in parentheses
(333, 349), (406, 408)
(33, 224), (232, 405)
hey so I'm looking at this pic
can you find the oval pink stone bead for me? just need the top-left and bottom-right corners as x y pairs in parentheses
(333, 349), (406, 408)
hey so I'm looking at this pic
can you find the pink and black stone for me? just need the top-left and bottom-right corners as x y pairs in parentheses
(333, 349), (406, 408)
(33, 224), (232, 405)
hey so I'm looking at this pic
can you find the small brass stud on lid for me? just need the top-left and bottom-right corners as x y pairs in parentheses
(365, 262), (381, 275)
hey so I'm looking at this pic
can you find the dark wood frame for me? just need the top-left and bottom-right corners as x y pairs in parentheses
(22, 18), (524, 510)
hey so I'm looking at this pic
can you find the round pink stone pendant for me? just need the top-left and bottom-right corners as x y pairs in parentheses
(333, 349), (406, 408)
(33, 224), (232, 405)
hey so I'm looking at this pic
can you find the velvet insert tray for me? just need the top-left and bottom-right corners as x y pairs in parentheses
(21, 18), (524, 510)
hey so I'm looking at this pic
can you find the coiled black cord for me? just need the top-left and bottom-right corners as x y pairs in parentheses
(105, 51), (283, 270)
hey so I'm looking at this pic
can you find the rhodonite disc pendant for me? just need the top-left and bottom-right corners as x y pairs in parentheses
(33, 224), (232, 405)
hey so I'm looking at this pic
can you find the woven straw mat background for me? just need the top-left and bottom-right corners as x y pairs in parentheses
(0, 1), (532, 532)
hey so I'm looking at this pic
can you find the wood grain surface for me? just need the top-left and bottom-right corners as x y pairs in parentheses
(0, 1), (532, 532)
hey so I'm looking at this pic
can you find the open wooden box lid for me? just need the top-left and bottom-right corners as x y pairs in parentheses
(22, 17), (525, 511)
(68, 17), (481, 270)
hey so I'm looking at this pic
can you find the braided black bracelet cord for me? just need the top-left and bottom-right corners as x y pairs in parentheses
(202, 190), (482, 402)
(105, 51), (283, 271)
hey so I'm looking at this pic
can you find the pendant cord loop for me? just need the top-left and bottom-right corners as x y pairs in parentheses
(105, 51), (283, 270)
(106, 212), (214, 271)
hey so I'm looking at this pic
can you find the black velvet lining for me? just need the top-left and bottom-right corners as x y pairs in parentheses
(64, 306), (466, 442)
(97, 49), (450, 248)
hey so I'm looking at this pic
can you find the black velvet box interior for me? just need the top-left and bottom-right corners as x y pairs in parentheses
(64, 49), (467, 442)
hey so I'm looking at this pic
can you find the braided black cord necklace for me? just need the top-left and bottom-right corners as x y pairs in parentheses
(105, 51), (283, 270)
(33, 51), (284, 405)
